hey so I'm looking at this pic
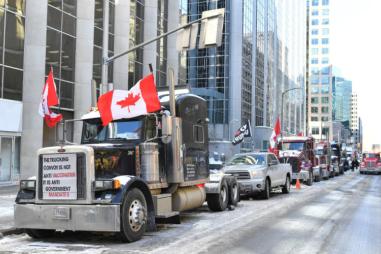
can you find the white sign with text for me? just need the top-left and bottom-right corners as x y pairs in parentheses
(42, 153), (77, 200)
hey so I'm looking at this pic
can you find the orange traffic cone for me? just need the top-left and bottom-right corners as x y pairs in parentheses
(295, 178), (301, 190)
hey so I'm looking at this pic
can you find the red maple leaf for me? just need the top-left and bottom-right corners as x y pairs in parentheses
(116, 92), (141, 112)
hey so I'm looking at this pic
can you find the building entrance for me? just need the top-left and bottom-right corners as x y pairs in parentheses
(0, 136), (20, 183)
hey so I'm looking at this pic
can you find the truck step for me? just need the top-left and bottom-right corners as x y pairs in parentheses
(155, 211), (181, 224)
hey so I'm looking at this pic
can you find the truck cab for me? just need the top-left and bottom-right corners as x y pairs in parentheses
(360, 152), (381, 174)
(277, 136), (315, 186)
(330, 142), (342, 176)
(315, 141), (332, 180)
(15, 93), (239, 242)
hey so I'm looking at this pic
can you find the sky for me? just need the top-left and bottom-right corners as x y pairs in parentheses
(330, 0), (381, 151)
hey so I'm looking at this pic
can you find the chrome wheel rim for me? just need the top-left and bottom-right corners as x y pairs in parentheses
(129, 199), (145, 232)
(221, 186), (227, 203)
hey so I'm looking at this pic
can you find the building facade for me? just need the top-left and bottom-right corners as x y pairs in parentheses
(0, 0), (180, 182)
(180, 0), (306, 157)
(350, 92), (360, 148)
(307, 0), (333, 141)
(332, 76), (352, 122)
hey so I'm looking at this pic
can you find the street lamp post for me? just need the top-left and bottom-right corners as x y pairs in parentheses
(280, 87), (302, 145)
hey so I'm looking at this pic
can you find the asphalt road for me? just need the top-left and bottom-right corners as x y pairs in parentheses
(0, 172), (379, 254)
(208, 173), (381, 254)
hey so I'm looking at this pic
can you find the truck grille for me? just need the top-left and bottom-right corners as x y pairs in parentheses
(38, 153), (86, 200)
(366, 162), (376, 168)
(225, 171), (251, 180)
(280, 157), (299, 173)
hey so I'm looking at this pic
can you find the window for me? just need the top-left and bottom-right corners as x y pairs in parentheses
(193, 125), (204, 143)
(322, 28), (329, 35)
(311, 38), (319, 45)
(321, 67), (330, 74)
(311, 75), (319, 84)
(321, 107), (329, 113)
(322, 38), (329, 44)
(311, 117), (318, 122)
(311, 48), (319, 55)
(322, 48), (329, 54)
(311, 29), (319, 35)
(311, 58), (318, 64)
(312, 10), (319, 16)
(322, 0), (329, 6)
(312, 0), (319, 6)
(311, 107), (319, 113)
(311, 97), (319, 104)
(322, 9), (329, 15)
(322, 18), (329, 25)
(321, 85), (329, 94)
(322, 58), (329, 64)
(0, 1), (26, 100)
(312, 19), (319, 25)
(321, 116), (329, 121)
(312, 86), (319, 94)
(321, 97), (329, 103)
(321, 76), (330, 84)
(312, 128), (320, 135)
(311, 68), (319, 74)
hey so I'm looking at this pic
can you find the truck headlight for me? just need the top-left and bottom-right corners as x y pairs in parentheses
(251, 171), (264, 178)
(93, 180), (121, 191)
(20, 180), (36, 191)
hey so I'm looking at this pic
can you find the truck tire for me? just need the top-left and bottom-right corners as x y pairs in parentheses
(261, 178), (271, 200)
(120, 188), (147, 242)
(282, 175), (291, 194)
(25, 229), (55, 239)
(306, 171), (313, 186)
(228, 178), (240, 207)
(207, 180), (229, 211)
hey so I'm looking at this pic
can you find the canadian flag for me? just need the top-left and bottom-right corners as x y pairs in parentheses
(269, 117), (281, 152)
(97, 73), (161, 126)
(38, 68), (63, 128)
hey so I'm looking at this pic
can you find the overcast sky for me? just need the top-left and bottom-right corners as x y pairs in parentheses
(330, 0), (381, 151)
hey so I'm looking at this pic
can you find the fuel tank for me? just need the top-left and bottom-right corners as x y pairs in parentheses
(172, 186), (206, 212)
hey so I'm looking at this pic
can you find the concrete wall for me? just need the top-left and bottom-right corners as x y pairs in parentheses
(20, 0), (48, 178)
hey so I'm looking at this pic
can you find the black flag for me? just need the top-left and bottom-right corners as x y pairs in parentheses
(232, 120), (252, 145)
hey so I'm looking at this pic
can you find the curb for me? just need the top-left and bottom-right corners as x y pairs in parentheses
(0, 227), (23, 238)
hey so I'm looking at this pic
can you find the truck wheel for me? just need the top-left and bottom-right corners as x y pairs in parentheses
(228, 178), (240, 206)
(282, 176), (291, 194)
(25, 229), (55, 239)
(120, 188), (147, 242)
(306, 172), (313, 186)
(261, 178), (271, 200)
(207, 180), (229, 211)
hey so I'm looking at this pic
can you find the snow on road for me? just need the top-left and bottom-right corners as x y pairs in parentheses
(0, 173), (358, 254)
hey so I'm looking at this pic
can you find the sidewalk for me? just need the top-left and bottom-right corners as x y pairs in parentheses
(0, 185), (18, 235)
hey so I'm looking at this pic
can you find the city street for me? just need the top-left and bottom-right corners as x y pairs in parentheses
(1, 172), (380, 253)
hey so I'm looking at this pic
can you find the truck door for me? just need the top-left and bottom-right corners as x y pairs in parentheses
(268, 154), (281, 186)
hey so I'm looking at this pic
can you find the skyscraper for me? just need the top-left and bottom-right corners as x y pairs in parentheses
(307, 0), (333, 141)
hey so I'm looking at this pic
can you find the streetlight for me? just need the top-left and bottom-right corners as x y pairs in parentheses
(280, 87), (302, 143)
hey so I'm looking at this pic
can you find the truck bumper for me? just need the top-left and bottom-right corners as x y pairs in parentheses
(360, 168), (381, 174)
(312, 167), (320, 177)
(14, 204), (120, 232)
(291, 170), (309, 181)
(237, 179), (265, 194)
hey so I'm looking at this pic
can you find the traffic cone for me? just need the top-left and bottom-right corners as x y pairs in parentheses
(295, 178), (301, 190)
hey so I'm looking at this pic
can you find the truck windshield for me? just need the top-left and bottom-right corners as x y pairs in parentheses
(227, 154), (266, 166)
(82, 119), (142, 143)
(281, 142), (304, 151)
(315, 149), (324, 155)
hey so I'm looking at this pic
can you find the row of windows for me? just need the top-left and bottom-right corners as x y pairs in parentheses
(311, 0), (329, 6)
(311, 116), (329, 122)
(311, 9), (329, 16)
(311, 106), (329, 113)
(311, 18), (329, 26)
(311, 28), (329, 35)
(311, 57), (329, 65)
(310, 66), (330, 75)
(311, 76), (330, 85)
(311, 127), (330, 135)
(311, 47), (329, 55)
(311, 85), (330, 94)
(311, 97), (329, 104)
(311, 38), (329, 45)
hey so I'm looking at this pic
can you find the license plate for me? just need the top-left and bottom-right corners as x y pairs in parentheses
(53, 207), (71, 220)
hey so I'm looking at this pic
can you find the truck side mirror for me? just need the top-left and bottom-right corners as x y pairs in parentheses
(161, 115), (172, 144)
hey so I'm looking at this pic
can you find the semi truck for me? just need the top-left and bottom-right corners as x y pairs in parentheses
(14, 90), (239, 242)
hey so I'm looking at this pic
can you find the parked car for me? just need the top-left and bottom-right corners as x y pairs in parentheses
(223, 152), (292, 199)
(360, 152), (381, 174)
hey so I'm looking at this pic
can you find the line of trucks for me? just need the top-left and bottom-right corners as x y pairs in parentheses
(14, 88), (365, 243)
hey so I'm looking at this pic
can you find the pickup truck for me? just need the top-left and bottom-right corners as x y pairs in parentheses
(222, 152), (291, 199)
